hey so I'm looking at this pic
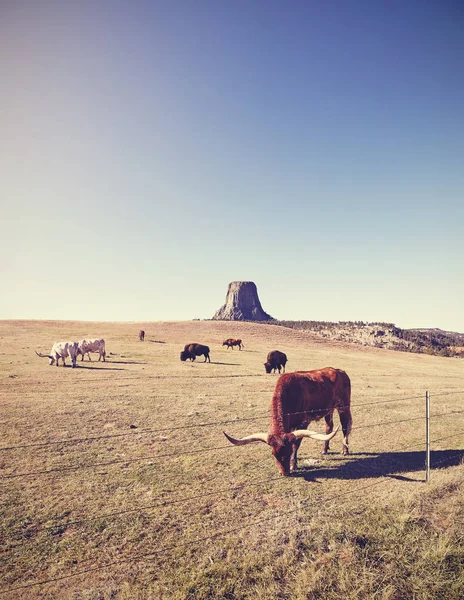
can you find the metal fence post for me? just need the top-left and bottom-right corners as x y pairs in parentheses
(426, 391), (430, 483)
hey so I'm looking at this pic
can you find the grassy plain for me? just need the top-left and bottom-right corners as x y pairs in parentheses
(1, 319), (464, 599)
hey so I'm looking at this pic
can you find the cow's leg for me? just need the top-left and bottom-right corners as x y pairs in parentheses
(81, 353), (84, 361)
(55, 356), (60, 367)
(282, 364), (286, 373)
(88, 353), (92, 361)
(102, 350), (106, 362)
(321, 412), (334, 454)
(62, 358), (66, 367)
(290, 439), (303, 473)
(339, 410), (352, 455)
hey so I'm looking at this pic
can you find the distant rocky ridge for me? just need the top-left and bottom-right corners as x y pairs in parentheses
(210, 281), (462, 356)
(273, 321), (464, 357)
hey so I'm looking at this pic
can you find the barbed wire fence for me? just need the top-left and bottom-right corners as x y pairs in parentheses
(0, 389), (463, 595)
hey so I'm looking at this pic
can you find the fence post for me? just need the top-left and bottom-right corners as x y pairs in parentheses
(425, 391), (430, 483)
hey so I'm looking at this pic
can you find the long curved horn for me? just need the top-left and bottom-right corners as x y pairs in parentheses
(35, 351), (53, 359)
(223, 431), (269, 445)
(293, 425), (340, 441)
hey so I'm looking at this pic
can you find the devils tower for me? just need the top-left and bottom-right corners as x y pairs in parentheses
(212, 281), (273, 321)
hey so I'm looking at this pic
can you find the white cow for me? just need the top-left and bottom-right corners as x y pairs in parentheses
(77, 339), (106, 362)
(35, 341), (79, 368)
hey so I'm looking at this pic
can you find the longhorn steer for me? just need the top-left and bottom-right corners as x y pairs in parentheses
(77, 339), (106, 362)
(224, 367), (352, 476)
(222, 338), (243, 350)
(264, 350), (287, 374)
(35, 341), (79, 368)
(180, 343), (211, 362)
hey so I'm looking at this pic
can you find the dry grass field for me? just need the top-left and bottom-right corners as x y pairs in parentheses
(1, 319), (464, 599)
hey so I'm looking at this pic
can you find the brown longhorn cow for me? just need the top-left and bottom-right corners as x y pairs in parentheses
(224, 367), (352, 476)
(222, 338), (244, 350)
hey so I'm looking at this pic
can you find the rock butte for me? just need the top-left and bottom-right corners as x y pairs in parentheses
(212, 281), (273, 322)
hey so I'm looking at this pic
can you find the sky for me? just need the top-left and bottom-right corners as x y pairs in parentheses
(1, 0), (463, 331)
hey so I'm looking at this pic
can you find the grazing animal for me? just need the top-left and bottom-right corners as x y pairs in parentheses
(264, 350), (287, 374)
(35, 341), (79, 368)
(77, 339), (106, 362)
(139, 330), (145, 341)
(224, 367), (352, 476)
(222, 338), (244, 350)
(180, 343), (211, 363)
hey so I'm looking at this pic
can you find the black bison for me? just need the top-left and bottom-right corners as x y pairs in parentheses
(224, 367), (352, 475)
(180, 343), (211, 363)
(139, 330), (145, 341)
(264, 350), (287, 374)
(222, 338), (244, 350)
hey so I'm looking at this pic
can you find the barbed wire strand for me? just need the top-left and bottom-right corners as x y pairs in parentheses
(0, 444), (231, 480)
(430, 409), (464, 419)
(432, 451), (464, 469)
(429, 430), (464, 444)
(352, 416), (425, 431)
(0, 415), (270, 452)
(429, 390), (464, 398)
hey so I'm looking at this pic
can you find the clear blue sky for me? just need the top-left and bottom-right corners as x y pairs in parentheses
(1, 0), (463, 331)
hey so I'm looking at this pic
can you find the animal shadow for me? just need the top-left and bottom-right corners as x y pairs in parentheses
(210, 361), (241, 366)
(76, 365), (126, 371)
(107, 360), (147, 365)
(294, 449), (464, 482)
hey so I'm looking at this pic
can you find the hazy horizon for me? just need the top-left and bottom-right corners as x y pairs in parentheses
(2, 1), (463, 332)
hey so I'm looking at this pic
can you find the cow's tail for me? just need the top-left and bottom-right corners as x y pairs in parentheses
(344, 410), (353, 436)
(35, 351), (53, 359)
(342, 371), (352, 436)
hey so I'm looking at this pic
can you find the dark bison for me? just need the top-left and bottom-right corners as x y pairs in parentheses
(224, 367), (352, 476)
(180, 343), (211, 363)
(264, 350), (287, 374)
(139, 330), (145, 341)
(222, 338), (244, 350)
